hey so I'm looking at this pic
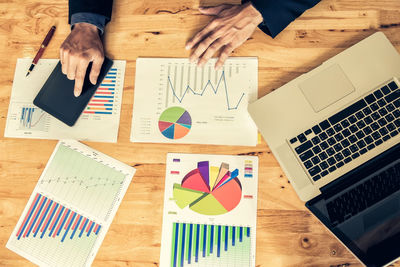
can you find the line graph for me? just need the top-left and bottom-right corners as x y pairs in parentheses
(131, 58), (258, 146)
(167, 71), (245, 111)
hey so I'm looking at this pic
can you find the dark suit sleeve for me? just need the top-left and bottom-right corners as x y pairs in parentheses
(249, 0), (321, 38)
(68, 0), (114, 24)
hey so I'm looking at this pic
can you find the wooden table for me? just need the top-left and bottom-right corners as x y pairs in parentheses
(1, 0), (399, 266)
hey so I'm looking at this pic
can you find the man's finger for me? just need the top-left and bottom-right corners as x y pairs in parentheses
(89, 54), (104, 85)
(61, 50), (69, 75)
(199, 5), (229, 15)
(67, 57), (78, 80)
(215, 44), (235, 70)
(190, 29), (223, 63)
(60, 48), (64, 65)
(198, 37), (230, 67)
(74, 60), (89, 97)
(185, 19), (221, 51)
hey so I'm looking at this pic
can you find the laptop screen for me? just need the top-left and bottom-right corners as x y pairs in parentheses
(306, 144), (400, 267)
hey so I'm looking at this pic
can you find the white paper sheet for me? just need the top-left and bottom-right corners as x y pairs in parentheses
(131, 58), (258, 146)
(160, 153), (258, 267)
(4, 59), (126, 142)
(6, 140), (136, 267)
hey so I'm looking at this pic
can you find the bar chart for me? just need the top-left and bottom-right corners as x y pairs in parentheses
(8, 193), (101, 267)
(7, 140), (136, 267)
(18, 105), (49, 131)
(170, 223), (251, 267)
(38, 143), (127, 221)
(84, 68), (118, 115)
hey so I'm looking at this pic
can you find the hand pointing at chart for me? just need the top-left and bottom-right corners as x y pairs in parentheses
(60, 23), (104, 97)
(185, 3), (263, 69)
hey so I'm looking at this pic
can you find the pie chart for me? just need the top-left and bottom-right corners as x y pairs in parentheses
(158, 106), (192, 139)
(173, 161), (242, 215)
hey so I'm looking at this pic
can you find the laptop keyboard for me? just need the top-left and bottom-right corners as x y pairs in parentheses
(326, 162), (400, 226)
(289, 80), (400, 182)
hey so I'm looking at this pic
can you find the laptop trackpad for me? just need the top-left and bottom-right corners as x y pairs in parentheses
(299, 64), (355, 112)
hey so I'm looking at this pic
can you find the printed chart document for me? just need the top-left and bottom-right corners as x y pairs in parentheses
(160, 153), (259, 267)
(7, 140), (136, 267)
(5, 58), (126, 142)
(131, 58), (258, 146)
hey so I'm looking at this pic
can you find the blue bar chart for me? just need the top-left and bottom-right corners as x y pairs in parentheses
(9, 193), (101, 267)
(170, 223), (251, 267)
(18, 105), (49, 131)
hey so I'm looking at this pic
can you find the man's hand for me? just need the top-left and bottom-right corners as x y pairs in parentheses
(60, 23), (104, 97)
(186, 2), (263, 69)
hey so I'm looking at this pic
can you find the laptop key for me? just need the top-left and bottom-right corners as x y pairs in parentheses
(327, 147), (336, 157)
(334, 143), (343, 152)
(320, 141), (329, 150)
(342, 148), (351, 157)
(395, 99), (400, 107)
(364, 136), (373, 144)
(385, 114), (395, 122)
(371, 122), (379, 130)
(362, 107), (372, 115)
(375, 139), (383, 146)
(308, 166), (321, 176)
(363, 126), (372, 135)
(327, 157), (336, 166)
(336, 161), (344, 168)
(348, 135), (357, 143)
(372, 132), (381, 140)
(327, 137), (336, 146)
(379, 127), (388, 136)
(341, 139), (350, 148)
(350, 145), (358, 153)
(359, 148), (368, 155)
(395, 119), (400, 127)
(378, 107), (388, 116)
(394, 110), (400, 118)
(327, 128), (335, 136)
(305, 129), (312, 135)
(289, 137), (297, 144)
(356, 111), (364, 120)
(364, 115), (373, 124)
(348, 115), (357, 124)
(311, 136), (321, 145)
(341, 119), (350, 128)
(382, 135), (391, 142)
(312, 145), (322, 154)
(371, 112), (380, 120)
(334, 153), (344, 161)
(357, 140), (366, 148)
(319, 151), (328, 160)
(299, 150), (313, 161)
(365, 93), (376, 104)
(371, 103), (379, 111)
(342, 129), (351, 137)
(297, 133), (307, 143)
(311, 156), (320, 165)
(319, 132), (328, 140)
(295, 140), (313, 154)
(328, 166), (337, 172)
(373, 90), (384, 99)
(312, 125), (322, 134)
(387, 103), (395, 112)
(384, 89), (400, 103)
(320, 120), (330, 130)
(381, 85), (391, 95)
(356, 120), (366, 129)
(344, 157), (352, 163)
(390, 130), (398, 137)
(312, 174), (321, 182)
(304, 160), (313, 169)
(321, 170), (329, 177)
(367, 143), (375, 150)
(351, 152), (360, 159)
(388, 81), (399, 91)
(378, 118), (387, 127)
(320, 161), (329, 170)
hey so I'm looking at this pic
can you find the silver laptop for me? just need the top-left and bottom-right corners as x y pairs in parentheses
(248, 32), (400, 267)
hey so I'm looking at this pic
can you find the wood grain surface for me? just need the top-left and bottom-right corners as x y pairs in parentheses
(0, 0), (399, 266)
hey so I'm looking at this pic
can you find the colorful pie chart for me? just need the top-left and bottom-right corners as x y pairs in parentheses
(173, 161), (242, 215)
(158, 107), (192, 139)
